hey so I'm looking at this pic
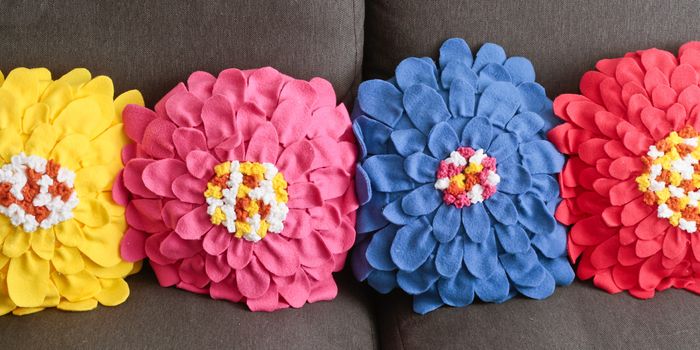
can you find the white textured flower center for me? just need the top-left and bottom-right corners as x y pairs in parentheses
(435, 147), (500, 208)
(0, 153), (78, 232)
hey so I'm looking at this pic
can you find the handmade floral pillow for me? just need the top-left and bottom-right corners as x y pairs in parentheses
(117, 67), (358, 311)
(0, 67), (143, 315)
(351, 38), (574, 314)
(551, 42), (700, 298)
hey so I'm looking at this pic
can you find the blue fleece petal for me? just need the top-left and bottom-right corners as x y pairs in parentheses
(383, 198), (415, 225)
(355, 164), (372, 206)
(428, 122), (459, 159)
(401, 183), (442, 217)
(498, 163), (531, 194)
(397, 256), (440, 294)
(437, 267), (476, 307)
(488, 132), (518, 160)
(494, 223), (530, 254)
(505, 111), (544, 139)
(448, 79), (476, 118)
(538, 104), (559, 133)
(351, 238), (372, 281)
(500, 248), (546, 287)
(404, 152), (439, 184)
(403, 84), (451, 134)
(435, 235), (464, 278)
(356, 191), (389, 233)
(439, 38), (473, 69)
(477, 63), (512, 92)
(391, 129), (426, 157)
(473, 264), (510, 302)
(396, 57), (439, 91)
(461, 203), (491, 243)
(520, 140), (565, 174)
(503, 57), (536, 85)
(358, 80), (405, 127)
(463, 231), (498, 279)
(363, 155), (416, 192)
(432, 204), (461, 243)
(540, 256), (575, 285)
(353, 116), (392, 155)
(518, 82), (548, 113)
(531, 224), (567, 258)
(367, 270), (397, 294)
(413, 285), (444, 315)
(390, 216), (437, 271)
(516, 269), (556, 300)
(529, 174), (559, 202)
(473, 43), (507, 71)
(477, 82), (521, 127)
(441, 62), (474, 90)
(516, 193), (556, 234)
(461, 116), (493, 150)
(352, 120), (368, 159)
(366, 224), (398, 271)
(484, 192), (518, 225)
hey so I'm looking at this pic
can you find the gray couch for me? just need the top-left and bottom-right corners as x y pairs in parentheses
(1, 1), (700, 349)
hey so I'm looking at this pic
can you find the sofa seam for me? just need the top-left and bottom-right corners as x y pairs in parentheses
(340, 0), (361, 104)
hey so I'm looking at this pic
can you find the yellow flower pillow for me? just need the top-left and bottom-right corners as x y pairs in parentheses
(0, 68), (143, 315)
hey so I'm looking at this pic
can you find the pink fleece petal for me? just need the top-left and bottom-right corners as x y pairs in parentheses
(212, 68), (246, 109)
(246, 284), (280, 312)
(179, 255), (210, 288)
(294, 232), (332, 268)
(166, 92), (204, 127)
(247, 67), (284, 116)
(123, 159), (157, 198)
(288, 182), (323, 209)
(120, 228), (148, 262)
(213, 137), (245, 165)
(309, 204), (341, 231)
(278, 270), (310, 308)
(177, 282), (209, 295)
(112, 170), (129, 206)
(187, 71), (216, 101)
(155, 83), (187, 119)
(145, 232), (176, 265)
(270, 100), (311, 146)
(277, 140), (315, 183)
(161, 200), (197, 229)
(175, 205), (213, 240)
(121, 143), (137, 164)
(304, 255), (333, 280)
(123, 104), (157, 143)
(202, 94), (239, 148)
(309, 137), (356, 171)
(142, 159), (188, 198)
(236, 257), (270, 298)
(245, 122), (279, 163)
(279, 79), (318, 108)
(203, 226), (232, 255)
(173, 127), (207, 160)
(318, 220), (356, 254)
(309, 77), (337, 109)
(307, 277), (338, 303)
(329, 186), (359, 215)
(159, 231), (202, 260)
(151, 261), (181, 287)
(280, 209), (312, 239)
(309, 167), (351, 200)
(307, 105), (350, 140)
(227, 238), (254, 269)
(186, 150), (218, 179)
(209, 273), (243, 302)
(235, 103), (267, 141)
(254, 234), (300, 277)
(126, 199), (167, 233)
(205, 253), (232, 283)
(141, 118), (177, 159)
(172, 174), (207, 204)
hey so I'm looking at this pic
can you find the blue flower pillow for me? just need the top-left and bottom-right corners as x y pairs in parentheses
(351, 38), (574, 314)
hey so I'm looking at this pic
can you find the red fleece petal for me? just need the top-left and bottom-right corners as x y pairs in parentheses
(612, 264), (640, 290)
(609, 157), (643, 180)
(578, 138), (607, 165)
(641, 106), (671, 140)
(670, 64), (698, 93)
(636, 236), (663, 258)
(639, 253), (674, 290)
(678, 85), (700, 112)
(621, 197), (654, 226)
(593, 269), (623, 294)
(590, 235), (620, 269)
(566, 100), (605, 133)
(662, 227), (688, 260)
(635, 214), (670, 240)
(570, 215), (616, 246)
(609, 179), (641, 206)
(665, 103), (688, 130)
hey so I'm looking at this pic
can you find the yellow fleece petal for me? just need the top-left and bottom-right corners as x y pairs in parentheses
(57, 298), (98, 312)
(129, 260), (143, 275)
(7, 251), (49, 307)
(54, 219), (84, 247)
(79, 221), (125, 267)
(0, 70), (4, 85)
(12, 307), (45, 315)
(0, 127), (24, 162)
(79, 75), (114, 98)
(98, 192), (125, 218)
(0, 255), (8, 270)
(75, 165), (112, 194)
(0, 89), (21, 132)
(96, 278), (129, 306)
(82, 124), (128, 167)
(85, 258), (134, 279)
(50, 133), (90, 169)
(1, 68), (40, 109)
(40, 280), (60, 308)
(40, 80), (73, 121)
(2, 229), (32, 258)
(0, 294), (16, 316)
(74, 197), (110, 228)
(29, 67), (51, 82)
(52, 96), (106, 138)
(57, 68), (91, 90)
(30, 229), (55, 260)
(0, 216), (10, 245)
(23, 122), (58, 158)
(113, 89), (144, 124)
(51, 245), (85, 274)
(21, 102), (49, 135)
(51, 270), (100, 302)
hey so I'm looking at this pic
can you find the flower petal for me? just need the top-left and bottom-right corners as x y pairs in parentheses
(165, 92), (203, 127)
(396, 256), (440, 294)
(484, 192), (518, 225)
(404, 152), (439, 184)
(473, 264), (510, 302)
(437, 267), (475, 307)
(463, 232), (498, 279)
(7, 251), (49, 307)
(401, 183), (442, 217)
(520, 140), (565, 174)
(270, 100), (310, 146)
(487, 132), (518, 160)
(515, 193), (556, 234)
(366, 224), (398, 271)
(390, 217), (436, 271)
(435, 235), (464, 278)
(245, 122), (279, 163)
(498, 163), (531, 194)
(462, 203), (491, 243)
(227, 237), (254, 269)
(254, 234), (299, 277)
(358, 80), (404, 127)
(461, 116), (493, 150)
(428, 122), (459, 159)
(175, 205), (212, 240)
(495, 223), (530, 254)
(391, 128), (426, 157)
(277, 140), (315, 183)
(403, 84), (450, 134)
(172, 127), (207, 160)
(432, 204), (461, 243)
(202, 226), (231, 256)
(142, 159), (187, 198)
(236, 258), (270, 298)
(396, 57), (439, 91)
(477, 82), (520, 127)
(201, 94), (238, 148)
(363, 154), (416, 192)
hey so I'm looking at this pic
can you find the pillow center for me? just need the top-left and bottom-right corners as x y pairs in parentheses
(434, 147), (500, 208)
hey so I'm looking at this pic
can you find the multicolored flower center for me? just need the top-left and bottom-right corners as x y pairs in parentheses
(204, 161), (289, 242)
(0, 153), (78, 232)
(434, 147), (500, 208)
(636, 126), (700, 233)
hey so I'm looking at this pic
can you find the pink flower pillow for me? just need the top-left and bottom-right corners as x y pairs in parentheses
(116, 67), (358, 311)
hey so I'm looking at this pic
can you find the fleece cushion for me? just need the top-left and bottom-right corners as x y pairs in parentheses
(0, 67), (143, 315)
(351, 38), (573, 314)
(551, 42), (700, 298)
(119, 67), (358, 312)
